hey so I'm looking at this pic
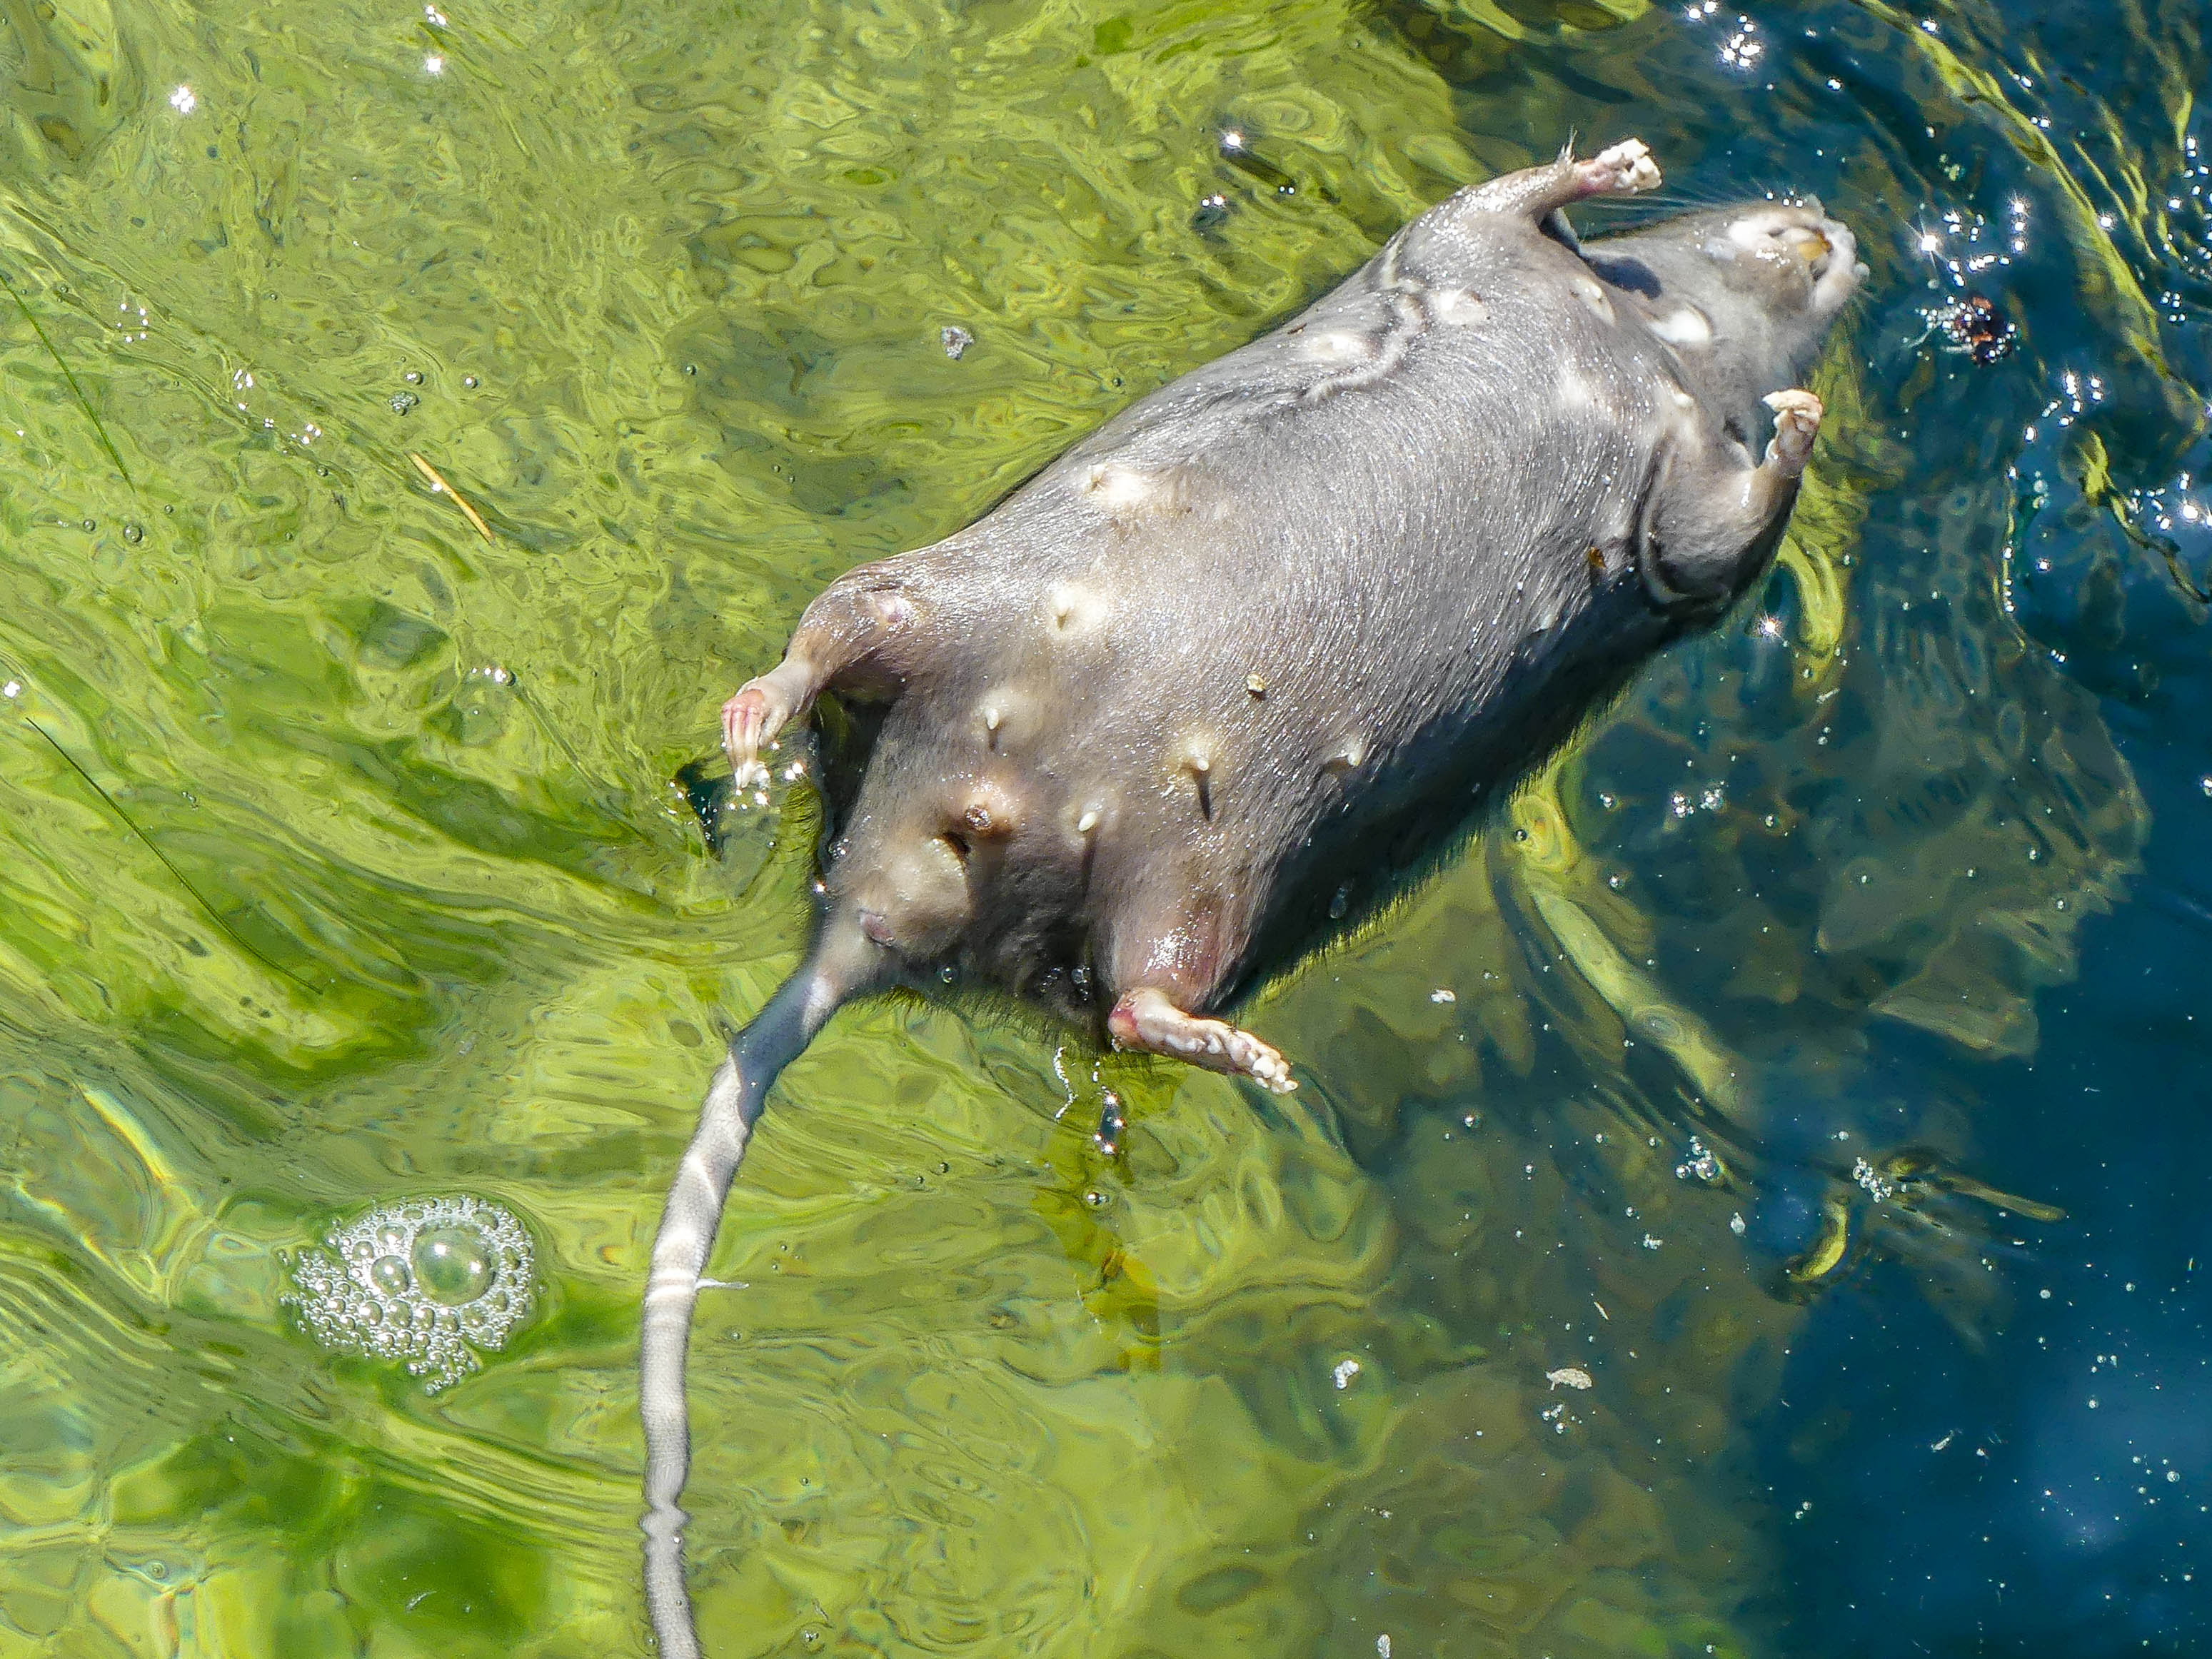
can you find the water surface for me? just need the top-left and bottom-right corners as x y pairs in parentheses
(1, 0), (2206, 1653)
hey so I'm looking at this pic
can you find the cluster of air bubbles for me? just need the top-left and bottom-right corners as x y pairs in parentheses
(1852, 1156), (1896, 1201)
(284, 1195), (535, 1391)
(1674, 1136), (1720, 1183)
(1667, 782), (1726, 819)
(390, 390), (419, 415)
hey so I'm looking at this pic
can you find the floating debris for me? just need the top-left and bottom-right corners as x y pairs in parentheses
(286, 1194), (536, 1391)
(1930, 292), (2016, 364)
(1217, 126), (1297, 196)
(1332, 1357), (1362, 1389)
(1547, 1366), (1593, 1391)
(408, 452), (493, 543)
(940, 324), (972, 360)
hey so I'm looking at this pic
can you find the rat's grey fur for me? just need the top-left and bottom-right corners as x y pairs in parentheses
(642, 141), (1863, 1656)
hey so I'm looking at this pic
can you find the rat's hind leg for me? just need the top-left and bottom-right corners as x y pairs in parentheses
(1452, 138), (1663, 221)
(1100, 887), (1296, 1092)
(1642, 389), (1825, 610)
(723, 578), (920, 778)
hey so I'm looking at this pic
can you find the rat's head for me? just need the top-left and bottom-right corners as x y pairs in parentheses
(1585, 199), (1865, 436)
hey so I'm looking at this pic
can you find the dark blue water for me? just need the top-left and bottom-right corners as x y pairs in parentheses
(1466, 2), (2212, 1651)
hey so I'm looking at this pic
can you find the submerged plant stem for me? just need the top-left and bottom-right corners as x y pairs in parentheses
(23, 716), (304, 986)
(0, 268), (134, 490)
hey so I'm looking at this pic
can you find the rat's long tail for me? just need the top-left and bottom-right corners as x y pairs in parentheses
(640, 921), (875, 1658)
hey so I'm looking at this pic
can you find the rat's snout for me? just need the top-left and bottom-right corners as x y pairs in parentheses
(1809, 213), (1865, 315)
(1719, 203), (1864, 316)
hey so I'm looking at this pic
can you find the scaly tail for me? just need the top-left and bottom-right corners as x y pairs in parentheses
(640, 917), (878, 1658)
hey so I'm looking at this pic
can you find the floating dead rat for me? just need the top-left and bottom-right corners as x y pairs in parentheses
(640, 138), (1864, 1654)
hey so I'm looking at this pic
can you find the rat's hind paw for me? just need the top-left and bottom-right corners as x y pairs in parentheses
(1761, 388), (1824, 477)
(1108, 988), (1298, 1093)
(721, 677), (794, 784)
(1574, 138), (1661, 198)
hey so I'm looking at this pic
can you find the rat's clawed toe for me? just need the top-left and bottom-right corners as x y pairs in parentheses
(1761, 388), (1824, 476)
(1576, 138), (1661, 199)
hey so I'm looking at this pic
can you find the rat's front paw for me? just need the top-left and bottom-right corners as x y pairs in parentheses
(1762, 388), (1824, 477)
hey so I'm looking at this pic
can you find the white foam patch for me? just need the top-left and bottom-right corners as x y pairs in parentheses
(285, 1195), (535, 1391)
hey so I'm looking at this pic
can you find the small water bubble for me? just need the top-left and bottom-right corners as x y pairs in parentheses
(403, 370), (423, 385)
(1081, 1188), (1110, 1210)
(1332, 1358), (1361, 1389)
(81, 518), (96, 532)
(369, 1254), (412, 1295)
(2201, 776), (2212, 797)
(121, 522), (144, 543)
(1095, 1091), (1125, 1156)
(462, 374), (479, 388)
(940, 324), (973, 360)
(389, 390), (419, 415)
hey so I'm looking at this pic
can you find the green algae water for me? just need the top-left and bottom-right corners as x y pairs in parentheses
(2, 0), (2208, 1653)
